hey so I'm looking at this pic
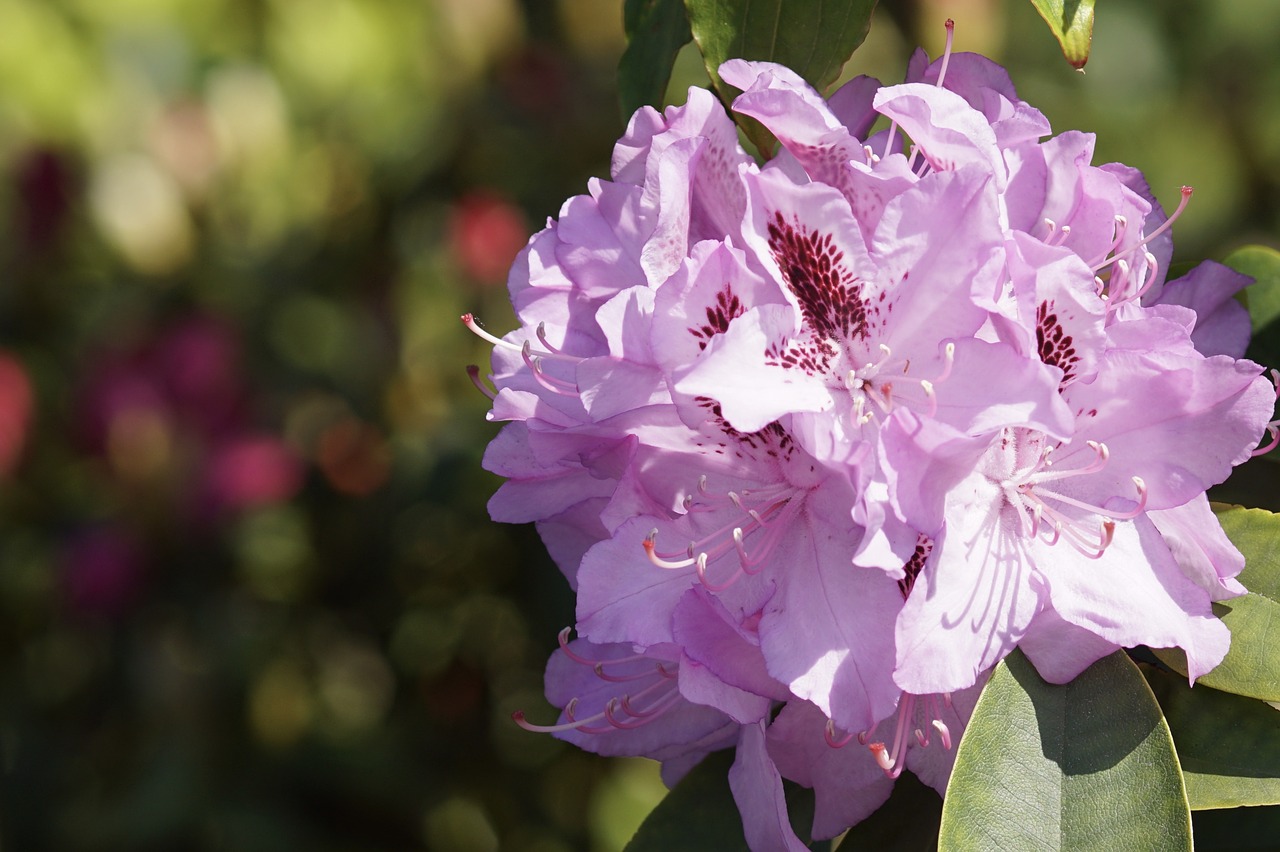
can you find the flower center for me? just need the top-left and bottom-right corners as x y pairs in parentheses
(989, 428), (1147, 558)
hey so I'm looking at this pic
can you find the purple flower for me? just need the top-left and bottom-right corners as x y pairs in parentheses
(469, 26), (1274, 847)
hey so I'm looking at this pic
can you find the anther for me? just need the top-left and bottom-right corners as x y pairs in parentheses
(937, 342), (956, 383)
(462, 313), (510, 349)
(466, 365), (496, 400)
(643, 532), (699, 570)
(696, 552), (739, 592)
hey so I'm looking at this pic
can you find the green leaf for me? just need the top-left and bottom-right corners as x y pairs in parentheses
(619, 0), (693, 117)
(1027, 0), (1096, 69)
(835, 770), (940, 851)
(683, 0), (878, 154)
(1142, 665), (1280, 809)
(1153, 506), (1280, 701)
(938, 650), (1191, 851)
(1225, 244), (1280, 371)
(624, 749), (820, 851)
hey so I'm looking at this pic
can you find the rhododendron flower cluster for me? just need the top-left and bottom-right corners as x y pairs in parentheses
(467, 30), (1274, 848)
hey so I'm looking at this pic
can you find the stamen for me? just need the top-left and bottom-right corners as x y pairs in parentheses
(1037, 511), (1113, 558)
(462, 313), (583, 364)
(933, 719), (952, 751)
(936, 342), (956, 383)
(825, 718), (856, 749)
(535, 322), (563, 354)
(935, 19), (956, 90)
(883, 120), (900, 161)
(466, 365), (496, 400)
(1018, 440), (1108, 486)
(919, 380), (937, 417)
(521, 341), (579, 397)
(1093, 186), (1193, 273)
(696, 552), (740, 592)
(644, 532), (699, 570)
(557, 628), (654, 672)
(513, 665), (680, 735)
(1088, 215), (1128, 267)
(728, 491), (767, 525)
(868, 742), (896, 774)
(462, 313), (512, 349)
(1038, 476), (1147, 520)
(593, 661), (667, 683)
(605, 694), (681, 729)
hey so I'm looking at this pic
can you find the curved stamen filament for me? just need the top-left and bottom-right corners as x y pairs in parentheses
(696, 554), (740, 592)
(1036, 476), (1148, 521)
(1088, 215), (1129, 267)
(605, 693), (681, 729)
(1254, 425), (1280, 458)
(466, 365), (496, 400)
(462, 313), (582, 364)
(557, 628), (665, 681)
(645, 502), (784, 568)
(535, 322), (563, 354)
(825, 718), (856, 749)
(522, 341), (579, 396)
(644, 536), (699, 570)
(514, 676), (677, 735)
(1016, 440), (1108, 487)
(932, 718), (952, 750)
(935, 342), (956, 383)
(1034, 505), (1115, 558)
(1093, 186), (1192, 274)
(1046, 223), (1072, 248)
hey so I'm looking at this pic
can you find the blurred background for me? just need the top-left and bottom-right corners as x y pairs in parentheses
(0, 0), (1277, 849)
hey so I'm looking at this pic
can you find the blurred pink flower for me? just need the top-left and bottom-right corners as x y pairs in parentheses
(0, 351), (33, 478)
(204, 435), (304, 511)
(449, 191), (529, 284)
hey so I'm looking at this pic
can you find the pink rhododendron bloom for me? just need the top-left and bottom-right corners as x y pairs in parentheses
(468, 26), (1274, 847)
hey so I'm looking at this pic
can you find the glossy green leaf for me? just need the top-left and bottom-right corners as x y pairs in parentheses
(834, 770), (939, 851)
(1143, 665), (1280, 809)
(1027, 0), (1095, 68)
(683, 0), (877, 153)
(1154, 506), (1280, 701)
(938, 650), (1191, 851)
(619, 0), (693, 117)
(1226, 245), (1280, 372)
(624, 749), (819, 851)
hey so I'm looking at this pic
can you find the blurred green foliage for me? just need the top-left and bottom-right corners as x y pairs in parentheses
(0, 1), (1277, 850)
